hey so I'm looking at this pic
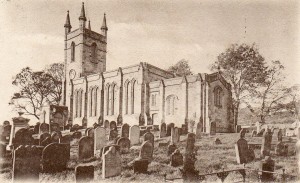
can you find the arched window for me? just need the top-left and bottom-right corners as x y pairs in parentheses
(94, 87), (98, 116)
(75, 90), (78, 118)
(131, 80), (136, 114)
(79, 90), (83, 117)
(166, 95), (178, 115)
(124, 81), (130, 114)
(91, 43), (97, 63)
(214, 86), (222, 107)
(106, 85), (110, 115)
(71, 42), (75, 62)
(89, 88), (93, 117)
(111, 84), (116, 115)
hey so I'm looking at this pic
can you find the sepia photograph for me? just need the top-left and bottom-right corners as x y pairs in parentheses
(0, 0), (299, 182)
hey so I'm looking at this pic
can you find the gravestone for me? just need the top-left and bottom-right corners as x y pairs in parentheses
(110, 121), (117, 130)
(139, 141), (153, 162)
(72, 131), (82, 139)
(102, 145), (121, 156)
(104, 120), (109, 129)
(210, 121), (216, 135)
(51, 132), (61, 143)
(50, 122), (60, 133)
(117, 137), (131, 153)
(2, 124), (11, 143)
(75, 165), (94, 182)
(98, 116), (103, 127)
(129, 125), (140, 145)
(261, 156), (275, 182)
(181, 124), (188, 135)
(87, 128), (94, 138)
(143, 132), (154, 147)
(133, 158), (149, 173)
(214, 138), (222, 145)
(39, 132), (51, 146)
(166, 123), (174, 136)
(170, 149), (183, 167)
(168, 144), (177, 155)
(182, 133), (198, 180)
(114, 136), (121, 144)
(251, 130), (257, 137)
(102, 146), (122, 178)
(277, 129), (283, 142)
(235, 129), (252, 164)
(160, 123), (166, 138)
(41, 137), (52, 147)
(13, 128), (34, 147)
(39, 123), (49, 134)
(12, 145), (43, 182)
(71, 124), (80, 132)
(195, 122), (203, 139)
(33, 122), (40, 134)
(70, 137), (80, 160)
(85, 128), (93, 136)
(171, 127), (180, 144)
(94, 127), (106, 157)
(78, 137), (94, 160)
(60, 134), (72, 144)
(41, 143), (70, 173)
(261, 130), (272, 158)
(121, 123), (130, 138)
(9, 113), (30, 148)
(109, 129), (118, 141)
(257, 128), (265, 137)
(275, 141), (288, 156)
(0, 143), (6, 157)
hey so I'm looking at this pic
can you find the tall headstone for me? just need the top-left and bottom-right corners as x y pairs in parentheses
(39, 123), (50, 134)
(8, 112), (30, 149)
(129, 125), (140, 145)
(41, 143), (70, 173)
(2, 124), (11, 143)
(78, 137), (94, 160)
(75, 165), (94, 182)
(13, 145), (42, 182)
(94, 127), (106, 157)
(166, 123), (174, 136)
(261, 129), (272, 158)
(210, 121), (216, 135)
(102, 146), (122, 178)
(160, 123), (166, 138)
(121, 123), (130, 138)
(171, 127), (180, 144)
(139, 141), (153, 162)
(143, 132), (154, 147)
(117, 137), (131, 154)
(182, 133), (198, 180)
(104, 120), (109, 129)
(235, 129), (251, 164)
(70, 133), (81, 160)
(110, 121), (117, 130)
(195, 122), (203, 139)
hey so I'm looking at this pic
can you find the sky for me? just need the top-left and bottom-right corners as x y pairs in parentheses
(0, 0), (299, 124)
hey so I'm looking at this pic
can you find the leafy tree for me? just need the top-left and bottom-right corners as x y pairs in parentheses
(10, 63), (64, 119)
(167, 59), (193, 77)
(247, 61), (289, 123)
(211, 43), (269, 127)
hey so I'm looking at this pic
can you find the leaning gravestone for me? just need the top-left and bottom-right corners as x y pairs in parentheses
(41, 143), (70, 173)
(160, 123), (167, 138)
(235, 129), (251, 164)
(13, 145), (43, 182)
(75, 165), (94, 182)
(139, 141), (153, 162)
(143, 132), (154, 147)
(39, 132), (51, 145)
(78, 137), (94, 160)
(129, 125), (140, 145)
(102, 146), (122, 178)
(170, 149), (183, 167)
(121, 123), (130, 138)
(94, 127), (106, 157)
(117, 137), (131, 154)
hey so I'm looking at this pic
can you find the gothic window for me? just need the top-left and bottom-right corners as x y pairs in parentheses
(91, 43), (97, 63)
(89, 88), (93, 117)
(125, 81), (130, 114)
(151, 94), (157, 107)
(106, 84), (110, 115)
(71, 42), (75, 62)
(94, 87), (98, 116)
(111, 84), (116, 115)
(131, 80), (136, 114)
(166, 95), (178, 115)
(79, 90), (83, 117)
(214, 86), (222, 107)
(75, 90), (78, 118)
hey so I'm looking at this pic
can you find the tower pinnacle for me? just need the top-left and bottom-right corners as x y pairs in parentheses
(101, 13), (108, 36)
(88, 20), (91, 30)
(79, 2), (87, 21)
(64, 10), (72, 33)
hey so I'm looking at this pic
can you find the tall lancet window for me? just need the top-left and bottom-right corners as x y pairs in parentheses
(131, 80), (136, 114)
(125, 81), (130, 114)
(91, 43), (97, 63)
(71, 42), (75, 62)
(214, 86), (222, 107)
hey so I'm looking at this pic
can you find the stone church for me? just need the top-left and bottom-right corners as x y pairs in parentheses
(61, 3), (234, 133)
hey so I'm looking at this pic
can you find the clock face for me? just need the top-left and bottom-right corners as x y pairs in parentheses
(69, 69), (76, 79)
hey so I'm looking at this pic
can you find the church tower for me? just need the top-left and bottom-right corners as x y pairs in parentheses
(62, 3), (107, 107)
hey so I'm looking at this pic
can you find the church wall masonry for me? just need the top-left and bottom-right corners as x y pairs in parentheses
(61, 3), (234, 132)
